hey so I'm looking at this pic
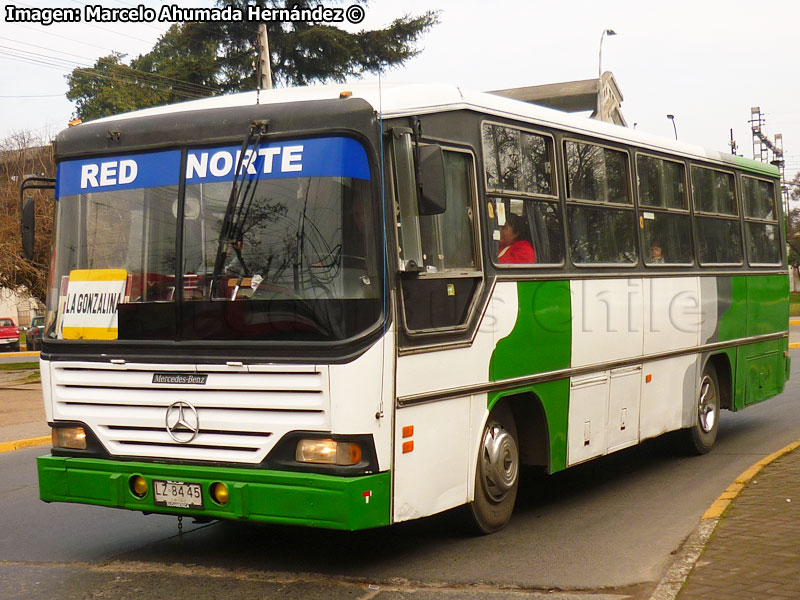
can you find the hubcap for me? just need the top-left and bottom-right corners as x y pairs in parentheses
(698, 375), (718, 433)
(479, 423), (519, 503)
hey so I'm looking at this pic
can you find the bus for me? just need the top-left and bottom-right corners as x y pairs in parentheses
(27, 83), (789, 534)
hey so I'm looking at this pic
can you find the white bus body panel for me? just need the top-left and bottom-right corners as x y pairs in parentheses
(570, 278), (644, 368)
(644, 277), (701, 354)
(329, 336), (392, 470)
(393, 396), (472, 522)
(568, 277), (705, 464)
(640, 355), (698, 440)
(392, 282), (519, 522)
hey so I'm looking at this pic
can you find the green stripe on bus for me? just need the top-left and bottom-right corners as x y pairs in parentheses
(733, 155), (781, 177)
(746, 274), (790, 336)
(489, 280), (572, 473)
(37, 455), (391, 531)
(717, 276), (748, 342)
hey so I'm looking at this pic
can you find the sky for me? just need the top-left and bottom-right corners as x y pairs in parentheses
(2, 0), (798, 183)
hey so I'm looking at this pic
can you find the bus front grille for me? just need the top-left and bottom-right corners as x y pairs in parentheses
(48, 362), (331, 464)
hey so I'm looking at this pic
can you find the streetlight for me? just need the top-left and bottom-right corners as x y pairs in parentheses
(597, 29), (617, 121)
(598, 29), (617, 78)
(667, 114), (678, 140)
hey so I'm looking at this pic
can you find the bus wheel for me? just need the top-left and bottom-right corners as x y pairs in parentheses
(468, 403), (519, 534)
(684, 364), (720, 455)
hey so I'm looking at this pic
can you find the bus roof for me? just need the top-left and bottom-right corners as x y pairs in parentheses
(83, 82), (778, 178)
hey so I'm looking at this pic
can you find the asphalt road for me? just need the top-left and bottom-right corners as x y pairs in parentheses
(2, 350), (800, 599)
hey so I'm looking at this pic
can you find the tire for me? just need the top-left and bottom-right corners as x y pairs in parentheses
(10, 341), (19, 352)
(468, 403), (519, 534)
(683, 363), (720, 455)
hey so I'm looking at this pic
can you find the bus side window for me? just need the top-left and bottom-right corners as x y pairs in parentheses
(482, 123), (563, 266)
(565, 139), (636, 265)
(636, 154), (693, 266)
(691, 166), (743, 265)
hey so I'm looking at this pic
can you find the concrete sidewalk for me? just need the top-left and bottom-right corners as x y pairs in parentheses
(655, 441), (800, 599)
(0, 375), (48, 446)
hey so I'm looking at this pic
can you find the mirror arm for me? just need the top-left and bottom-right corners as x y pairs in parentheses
(410, 116), (424, 204)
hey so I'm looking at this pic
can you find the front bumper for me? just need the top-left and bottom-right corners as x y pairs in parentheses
(38, 455), (391, 530)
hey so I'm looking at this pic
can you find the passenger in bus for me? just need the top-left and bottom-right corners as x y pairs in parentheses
(498, 213), (536, 264)
(649, 241), (665, 264)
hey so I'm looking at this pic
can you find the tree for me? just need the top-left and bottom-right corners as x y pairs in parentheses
(67, 0), (439, 121)
(0, 131), (55, 304)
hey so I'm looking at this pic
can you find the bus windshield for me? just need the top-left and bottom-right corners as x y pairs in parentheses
(49, 137), (383, 344)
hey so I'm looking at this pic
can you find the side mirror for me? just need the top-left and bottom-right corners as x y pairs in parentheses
(417, 144), (446, 216)
(21, 196), (35, 260)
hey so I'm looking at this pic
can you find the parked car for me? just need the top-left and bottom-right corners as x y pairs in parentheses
(0, 317), (20, 352)
(28, 315), (45, 351)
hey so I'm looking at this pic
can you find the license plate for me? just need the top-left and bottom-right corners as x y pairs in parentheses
(153, 480), (203, 509)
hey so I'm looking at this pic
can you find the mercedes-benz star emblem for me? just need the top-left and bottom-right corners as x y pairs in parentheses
(165, 401), (200, 443)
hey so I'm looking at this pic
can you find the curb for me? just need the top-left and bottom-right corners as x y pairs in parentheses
(649, 437), (800, 600)
(0, 351), (40, 358)
(0, 436), (50, 453)
(701, 438), (800, 519)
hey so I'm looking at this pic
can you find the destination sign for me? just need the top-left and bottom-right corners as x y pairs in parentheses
(56, 137), (369, 197)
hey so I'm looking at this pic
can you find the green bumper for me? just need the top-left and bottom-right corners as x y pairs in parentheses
(38, 455), (391, 531)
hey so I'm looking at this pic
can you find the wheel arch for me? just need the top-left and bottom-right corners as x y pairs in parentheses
(705, 352), (733, 411)
(489, 390), (549, 470)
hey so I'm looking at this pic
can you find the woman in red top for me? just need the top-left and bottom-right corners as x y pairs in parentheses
(497, 213), (536, 264)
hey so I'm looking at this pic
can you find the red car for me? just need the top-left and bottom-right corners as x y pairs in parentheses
(0, 317), (19, 352)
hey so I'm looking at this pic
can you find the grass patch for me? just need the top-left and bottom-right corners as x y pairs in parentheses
(0, 362), (39, 371)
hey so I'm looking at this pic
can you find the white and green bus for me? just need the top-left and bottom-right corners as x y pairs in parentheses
(29, 83), (789, 533)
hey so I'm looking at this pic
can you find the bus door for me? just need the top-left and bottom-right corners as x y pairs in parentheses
(387, 127), (486, 521)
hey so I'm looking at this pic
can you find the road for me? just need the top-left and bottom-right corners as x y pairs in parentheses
(2, 350), (800, 599)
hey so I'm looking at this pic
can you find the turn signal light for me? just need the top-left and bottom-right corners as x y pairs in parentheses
(52, 426), (87, 450)
(130, 475), (148, 498)
(211, 482), (229, 506)
(295, 439), (362, 466)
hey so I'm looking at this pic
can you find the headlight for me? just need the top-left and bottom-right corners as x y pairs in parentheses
(295, 438), (362, 466)
(52, 426), (87, 450)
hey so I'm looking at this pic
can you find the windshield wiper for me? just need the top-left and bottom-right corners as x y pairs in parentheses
(210, 120), (269, 296)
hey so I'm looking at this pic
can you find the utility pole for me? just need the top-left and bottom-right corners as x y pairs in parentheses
(749, 106), (787, 214)
(257, 24), (272, 91)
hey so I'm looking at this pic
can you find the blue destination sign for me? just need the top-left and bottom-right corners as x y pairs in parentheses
(57, 150), (181, 198)
(57, 137), (369, 198)
(186, 137), (370, 184)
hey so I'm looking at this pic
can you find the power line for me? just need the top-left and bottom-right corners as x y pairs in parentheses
(0, 93), (65, 98)
(0, 50), (206, 100)
(0, 35), (98, 63)
(10, 23), (118, 54)
(0, 41), (220, 96)
(13, 0), (158, 45)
